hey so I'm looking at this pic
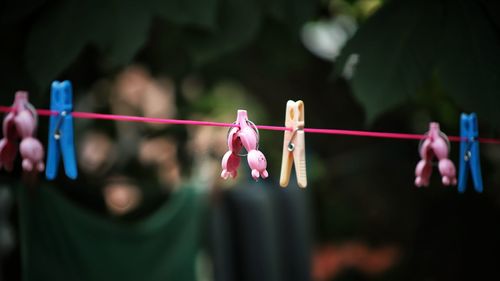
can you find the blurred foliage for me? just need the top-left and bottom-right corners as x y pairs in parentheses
(328, 0), (383, 20)
(336, 0), (500, 126)
(0, 0), (318, 98)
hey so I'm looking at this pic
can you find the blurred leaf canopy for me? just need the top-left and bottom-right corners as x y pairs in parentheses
(336, 0), (500, 125)
(0, 0), (318, 96)
(1, 0), (499, 129)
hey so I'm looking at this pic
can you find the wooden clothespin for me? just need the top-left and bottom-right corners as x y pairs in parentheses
(280, 100), (307, 188)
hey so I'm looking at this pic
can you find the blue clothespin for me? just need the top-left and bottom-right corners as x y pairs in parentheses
(45, 80), (78, 180)
(458, 113), (483, 193)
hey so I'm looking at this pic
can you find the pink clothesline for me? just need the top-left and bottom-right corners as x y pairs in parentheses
(1, 106), (500, 144)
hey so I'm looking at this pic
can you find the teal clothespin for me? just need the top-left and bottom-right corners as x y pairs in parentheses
(458, 113), (482, 193)
(45, 81), (78, 180)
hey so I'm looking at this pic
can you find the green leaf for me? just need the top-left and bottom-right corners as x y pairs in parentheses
(436, 0), (500, 123)
(337, 0), (500, 126)
(260, 0), (318, 32)
(186, 0), (262, 65)
(149, 0), (218, 29)
(282, 0), (318, 32)
(90, 2), (152, 67)
(336, 0), (444, 124)
(260, 0), (286, 21)
(25, 0), (151, 88)
(25, 1), (88, 88)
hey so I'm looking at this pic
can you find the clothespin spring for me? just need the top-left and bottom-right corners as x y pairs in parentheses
(226, 119), (260, 156)
(418, 131), (451, 152)
(288, 128), (299, 151)
(463, 138), (474, 162)
(287, 118), (304, 152)
(417, 131), (451, 168)
(53, 111), (68, 140)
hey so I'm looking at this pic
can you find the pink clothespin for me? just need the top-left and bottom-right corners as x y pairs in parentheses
(415, 122), (456, 187)
(221, 110), (269, 181)
(0, 92), (45, 172)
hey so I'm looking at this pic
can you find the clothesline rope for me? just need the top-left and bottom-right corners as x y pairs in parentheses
(1, 105), (500, 144)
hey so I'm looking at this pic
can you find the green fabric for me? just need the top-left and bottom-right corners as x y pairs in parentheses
(18, 185), (208, 281)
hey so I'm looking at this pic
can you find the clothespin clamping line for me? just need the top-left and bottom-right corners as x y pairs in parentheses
(280, 100), (307, 188)
(45, 81), (78, 180)
(221, 110), (269, 181)
(458, 113), (483, 193)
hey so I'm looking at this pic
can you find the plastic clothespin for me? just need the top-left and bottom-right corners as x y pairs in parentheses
(0, 91), (45, 172)
(458, 113), (483, 193)
(280, 100), (307, 188)
(221, 110), (269, 181)
(414, 122), (456, 187)
(45, 81), (78, 180)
